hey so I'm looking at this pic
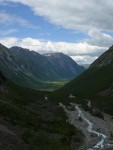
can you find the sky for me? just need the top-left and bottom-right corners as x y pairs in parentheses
(0, 0), (113, 64)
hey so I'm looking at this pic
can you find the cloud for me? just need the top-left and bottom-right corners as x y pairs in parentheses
(0, 0), (4, 3)
(0, 0), (12, 5)
(0, 29), (18, 36)
(0, 37), (107, 64)
(3, 1), (113, 48)
(0, 37), (19, 47)
(0, 1), (113, 64)
(86, 30), (113, 47)
(71, 55), (98, 65)
(4, 0), (113, 32)
(0, 11), (35, 28)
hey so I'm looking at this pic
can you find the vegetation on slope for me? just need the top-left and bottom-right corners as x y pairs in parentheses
(0, 44), (85, 91)
(50, 46), (113, 116)
(0, 75), (84, 149)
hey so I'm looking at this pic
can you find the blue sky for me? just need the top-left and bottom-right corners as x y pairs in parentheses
(0, 2), (88, 42)
(0, 0), (113, 64)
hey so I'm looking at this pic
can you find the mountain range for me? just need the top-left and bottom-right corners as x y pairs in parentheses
(1, 44), (113, 149)
(0, 44), (85, 90)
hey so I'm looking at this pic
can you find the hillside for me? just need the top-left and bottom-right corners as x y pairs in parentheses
(44, 52), (84, 79)
(0, 43), (85, 90)
(10, 47), (85, 81)
(52, 45), (113, 115)
(0, 72), (84, 150)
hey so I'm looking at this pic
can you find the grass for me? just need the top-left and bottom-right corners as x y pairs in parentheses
(42, 80), (69, 91)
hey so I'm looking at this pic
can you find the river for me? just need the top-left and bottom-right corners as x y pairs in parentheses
(76, 105), (106, 149)
(60, 102), (113, 150)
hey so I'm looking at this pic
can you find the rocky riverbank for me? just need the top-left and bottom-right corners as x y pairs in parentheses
(59, 102), (113, 150)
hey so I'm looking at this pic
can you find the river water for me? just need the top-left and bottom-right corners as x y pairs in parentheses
(59, 102), (113, 150)
(76, 105), (107, 150)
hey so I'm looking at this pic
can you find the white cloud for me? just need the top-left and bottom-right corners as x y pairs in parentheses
(0, 29), (18, 36)
(1, 1), (113, 64)
(0, 37), (19, 47)
(87, 30), (113, 47)
(0, 11), (35, 28)
(0, 37), (107, 64)
(4, 0), (113, 32)
(2, 1), (113, 48)
(71, 55), (98, 65)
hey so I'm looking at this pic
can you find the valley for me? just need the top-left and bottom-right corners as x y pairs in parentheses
(1, 44), (113, 149)
(1, 1), (113, 150)
(0, 73), (84, 150)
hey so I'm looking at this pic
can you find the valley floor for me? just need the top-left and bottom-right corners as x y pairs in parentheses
(60, 102), (113, 150)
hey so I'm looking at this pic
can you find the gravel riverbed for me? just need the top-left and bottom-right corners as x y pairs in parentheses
(59, 103), (113, 150)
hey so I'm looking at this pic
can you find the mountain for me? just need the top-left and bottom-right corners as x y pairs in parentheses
(52, 45), (113, 115)
(0, 44), (47, 90)
(10, 47), (85, 81)
(0, 43), (85, 90)
(44, 52), (85, 79)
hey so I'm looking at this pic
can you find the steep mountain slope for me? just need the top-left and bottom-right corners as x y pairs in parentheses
(44, 52), (85, 79)
(10, 46), (58, 81)
(90, 45), (113, 68)
(10, 47), (85, 80)
(0, 72), (84, 150)
(0, 43), (85, 90)
(52, 46), (113, 115)
(0, 44), (47, 90)
(55, 45), (113, 96)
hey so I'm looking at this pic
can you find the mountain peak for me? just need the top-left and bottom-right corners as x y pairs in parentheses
(10, 46), (30, 52)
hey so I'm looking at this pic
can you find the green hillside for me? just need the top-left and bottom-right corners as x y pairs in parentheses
(0, 73), (84, 150)
(56, 61), (113, 97)
(51, 46), (113, 115)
